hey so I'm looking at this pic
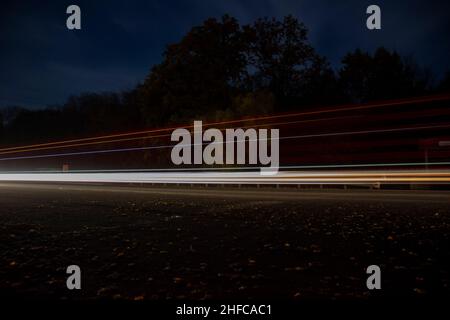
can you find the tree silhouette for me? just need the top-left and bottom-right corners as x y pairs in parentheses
(136, 15), (248, 126)
(339, 47), (430, 103)
(246, 15), (336, 108)
(0, 15), (442, 148)
(135, 14), (338, 125)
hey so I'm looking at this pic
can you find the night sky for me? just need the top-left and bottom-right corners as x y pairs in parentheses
(1, 0), (449, 108)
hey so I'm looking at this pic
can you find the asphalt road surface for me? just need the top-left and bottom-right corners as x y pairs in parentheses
(0, 182), (449, 300)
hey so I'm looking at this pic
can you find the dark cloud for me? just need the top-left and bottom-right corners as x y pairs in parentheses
(1, 0), (449, 108)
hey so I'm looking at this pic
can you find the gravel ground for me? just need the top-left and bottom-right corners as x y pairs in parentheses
(0, 183), (449, 301)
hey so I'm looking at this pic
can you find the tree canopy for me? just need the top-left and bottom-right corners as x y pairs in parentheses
(1, 15), (447, 145)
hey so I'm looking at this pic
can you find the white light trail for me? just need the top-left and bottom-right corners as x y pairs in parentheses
(0, 170), (449, 185)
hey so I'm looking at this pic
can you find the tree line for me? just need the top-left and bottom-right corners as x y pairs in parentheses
(1, 15), (449, 145)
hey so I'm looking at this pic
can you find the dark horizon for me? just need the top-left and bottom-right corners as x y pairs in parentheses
(1, 0), (450, 109)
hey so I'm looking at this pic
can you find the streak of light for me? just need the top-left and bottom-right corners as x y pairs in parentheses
(0, 170), (450, 185)
(2, 162), (450, 174)
(0, 115), (360, 156)
(1, 94), (448, 153)
(1, 123), (449, 162)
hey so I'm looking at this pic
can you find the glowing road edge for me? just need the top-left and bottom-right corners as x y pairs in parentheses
(0, 170), (449, 185)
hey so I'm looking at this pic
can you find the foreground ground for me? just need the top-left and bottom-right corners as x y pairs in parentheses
(0, 182), (449, 301)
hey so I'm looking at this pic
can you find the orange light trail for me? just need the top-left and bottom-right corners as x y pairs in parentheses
(0, 115), (361, 156)
(0, 93), (448, 153)
(1, 123), (450, 162)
